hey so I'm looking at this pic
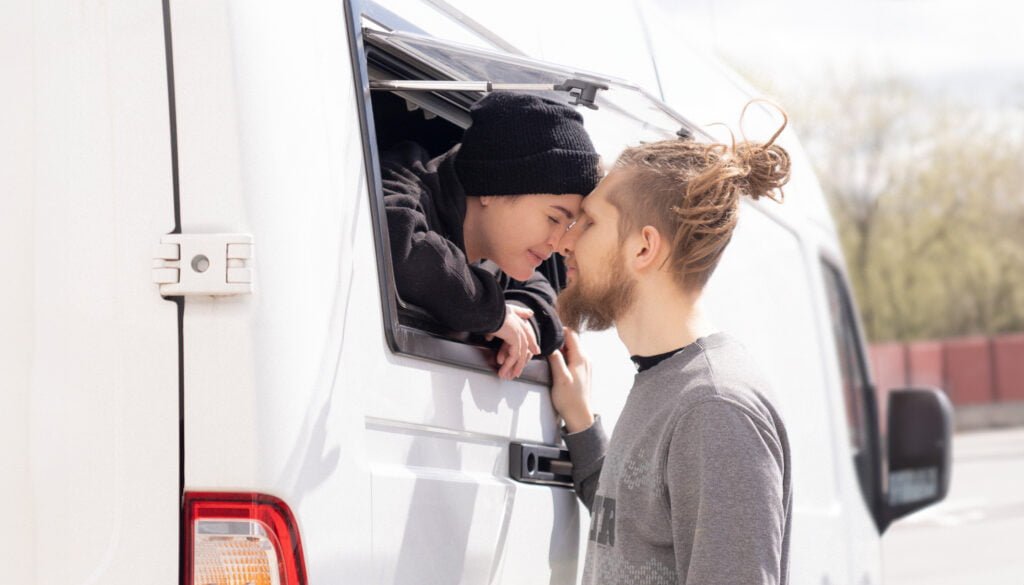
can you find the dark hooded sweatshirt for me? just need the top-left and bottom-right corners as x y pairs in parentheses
(381, 141), (565, 355)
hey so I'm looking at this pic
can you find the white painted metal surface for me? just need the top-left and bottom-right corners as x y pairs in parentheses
(169, 1), (376, 581)
(0, 2), (179, 584)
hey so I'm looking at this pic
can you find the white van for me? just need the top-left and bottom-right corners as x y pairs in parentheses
(1, 1), (952, 584)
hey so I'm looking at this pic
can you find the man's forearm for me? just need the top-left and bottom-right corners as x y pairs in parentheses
(562, 415), (608, 511)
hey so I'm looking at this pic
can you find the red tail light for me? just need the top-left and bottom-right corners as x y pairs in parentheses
(183, 492), (307, 585)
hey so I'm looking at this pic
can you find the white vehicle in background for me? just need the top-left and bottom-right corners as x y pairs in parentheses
(1, 1), (951, 584)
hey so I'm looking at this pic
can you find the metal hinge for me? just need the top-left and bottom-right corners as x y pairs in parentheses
(152, 234), (253, 296)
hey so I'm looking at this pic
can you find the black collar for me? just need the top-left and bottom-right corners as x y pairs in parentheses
(630, 347), (687, 373)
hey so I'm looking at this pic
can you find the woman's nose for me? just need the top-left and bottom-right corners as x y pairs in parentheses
(557, 225), (580, 255)
(546, 225), (564, 248)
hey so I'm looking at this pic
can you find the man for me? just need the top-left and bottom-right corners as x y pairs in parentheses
(548, 129), (794, 583)
(382, 92), (600, 379)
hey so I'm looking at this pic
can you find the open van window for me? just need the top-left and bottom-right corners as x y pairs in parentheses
(363, 28), (706, 153)
(349, 18), (701, 383)
(821, 259), (883, 512)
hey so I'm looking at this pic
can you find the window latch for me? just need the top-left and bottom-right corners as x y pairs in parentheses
(552, 78), (609, 109)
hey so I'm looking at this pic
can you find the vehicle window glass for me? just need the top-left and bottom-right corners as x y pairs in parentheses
(821, 262), (870, 456)
(363, 28), (703, 158)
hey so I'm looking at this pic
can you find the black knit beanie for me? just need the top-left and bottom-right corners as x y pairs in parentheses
(454, 93), (601, 197)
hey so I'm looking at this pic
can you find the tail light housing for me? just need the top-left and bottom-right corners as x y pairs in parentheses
(183, 492), (307, 585)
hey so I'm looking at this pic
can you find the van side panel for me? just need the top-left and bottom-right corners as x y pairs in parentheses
(0, 1), (179, 583)
(171, 1), (375, 581)
(0, 3), (37, 583)
(704, 207), (852, 585)
(705, 194), (879, 584)
(172, 1), (597, 581)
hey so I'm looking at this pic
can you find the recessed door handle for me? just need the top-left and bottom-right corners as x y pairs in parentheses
(509, 442), (574, 488)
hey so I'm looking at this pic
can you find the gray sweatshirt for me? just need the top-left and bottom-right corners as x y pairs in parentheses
(563, 333), (792, 585)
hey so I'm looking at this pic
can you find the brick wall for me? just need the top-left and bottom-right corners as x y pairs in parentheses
(869, 333), (1024, 408)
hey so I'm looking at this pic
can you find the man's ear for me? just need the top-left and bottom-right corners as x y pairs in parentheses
(478, 195), (493, 207)
(633, 225), (664, 272)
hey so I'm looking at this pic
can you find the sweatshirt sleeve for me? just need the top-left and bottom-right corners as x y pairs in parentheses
(481, 262), (565, 356)
(561, 415), (609, 512)
(667, 399), (787, 585)
(384, 188), (507, 334)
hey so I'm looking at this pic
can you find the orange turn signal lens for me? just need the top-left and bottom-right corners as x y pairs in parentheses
(184, 493), (306, 585)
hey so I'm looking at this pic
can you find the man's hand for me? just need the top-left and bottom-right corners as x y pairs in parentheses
(548, 328), (594, 433)
(488, 303), (542, 380)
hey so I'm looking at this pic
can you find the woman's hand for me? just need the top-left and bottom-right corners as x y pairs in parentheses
(489, 303), (542, 380)
(548, 328), (594, 432)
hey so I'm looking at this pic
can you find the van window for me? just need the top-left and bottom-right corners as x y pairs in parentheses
(349, 19), (698, 382)
(821, 260), (879, 507)
(363, 29), (693, 144)
(357, 30), (570, 382)
(362, 27), (705, 161)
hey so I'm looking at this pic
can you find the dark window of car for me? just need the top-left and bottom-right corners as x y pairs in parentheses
(821, 259), (881, 511)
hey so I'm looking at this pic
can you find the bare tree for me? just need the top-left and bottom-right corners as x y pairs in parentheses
(760, 72), (1024, 341)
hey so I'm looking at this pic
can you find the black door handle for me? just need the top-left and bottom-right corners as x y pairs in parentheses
(509, 442), (574, 488)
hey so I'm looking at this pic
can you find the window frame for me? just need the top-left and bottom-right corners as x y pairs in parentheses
(819, 255), (884, 522)
(345, 3), (707, 386)
(343, 1), (555, 384)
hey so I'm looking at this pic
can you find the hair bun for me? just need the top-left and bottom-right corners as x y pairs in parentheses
(732, 141), (791, 202)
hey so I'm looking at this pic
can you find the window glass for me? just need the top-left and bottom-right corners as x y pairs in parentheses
(363, 28), (704, 159)
(821, 261), (870, 455)
(820, 260), (880, 512)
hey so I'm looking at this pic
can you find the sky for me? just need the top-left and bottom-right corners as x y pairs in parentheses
(658, 0), (1024, 106)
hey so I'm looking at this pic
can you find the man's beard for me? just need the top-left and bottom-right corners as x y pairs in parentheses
(557, 251), (636, 332)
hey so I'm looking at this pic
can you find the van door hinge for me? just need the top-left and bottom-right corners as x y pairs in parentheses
(152, 234), (253, 296)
